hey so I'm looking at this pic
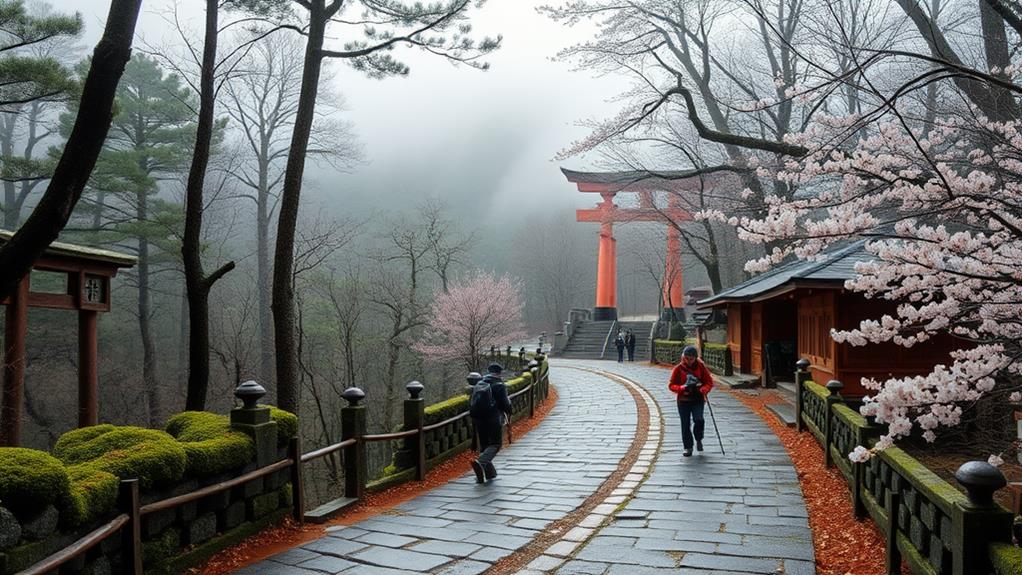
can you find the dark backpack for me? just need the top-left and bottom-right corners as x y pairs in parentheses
(469, 380), (496, 418)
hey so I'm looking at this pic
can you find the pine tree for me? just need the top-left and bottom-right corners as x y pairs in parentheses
(77, 54), (197, 425)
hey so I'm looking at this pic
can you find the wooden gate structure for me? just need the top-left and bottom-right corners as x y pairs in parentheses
(0, 231), (135, 446)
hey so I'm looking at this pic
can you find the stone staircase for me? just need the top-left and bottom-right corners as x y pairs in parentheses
(557, 320), (654, 360)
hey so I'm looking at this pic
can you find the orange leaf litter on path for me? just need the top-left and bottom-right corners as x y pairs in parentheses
(193, 387), (559, 575)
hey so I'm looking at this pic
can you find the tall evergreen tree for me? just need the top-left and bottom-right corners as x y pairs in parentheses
(0, 0), (81, 229)
(82, 54), (196, 425)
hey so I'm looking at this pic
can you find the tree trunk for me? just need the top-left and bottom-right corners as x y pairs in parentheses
(258, 161), (273, 386)
(2, 114), (18, 229)
(183, 0), (234, 411)
(0, 0), (142, 301)
(272, 1), (328, 414)
(979, 0), (1018, 120)
(138, 234), (160, 426)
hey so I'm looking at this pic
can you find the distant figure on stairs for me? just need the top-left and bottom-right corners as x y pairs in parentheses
(625, 330), (636, 361)
(614, 332), (625, 362)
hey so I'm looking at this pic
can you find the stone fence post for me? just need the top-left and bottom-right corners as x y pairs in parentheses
(954, 461), (1013, 574)
(528, 360), (539, 419)
(823, 379), (843, 468)
(403, 381), (426, 481)
(794, 359), (810, 433)
(230, 381), (278, 468)
(341, 387), (367, 500)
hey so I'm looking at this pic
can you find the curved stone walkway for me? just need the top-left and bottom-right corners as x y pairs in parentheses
(236, 359), (815, 575)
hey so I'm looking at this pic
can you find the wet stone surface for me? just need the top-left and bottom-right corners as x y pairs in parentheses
(235, 359), (815, 575)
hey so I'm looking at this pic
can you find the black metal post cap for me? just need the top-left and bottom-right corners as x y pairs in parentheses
(406, 380), (424, 400)
(955, 461), (1007, 505)
(234, 380), (266, 409)
(826, 380), (844, 394)
(342, 387), (365, 407)
(796, 358), (810, 371)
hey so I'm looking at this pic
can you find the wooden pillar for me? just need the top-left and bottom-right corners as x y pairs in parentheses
(594, 219), (617, 321)
(78, 309), (99, 427)
(662, 225), (684, 312)
(1, 277), (28, 446)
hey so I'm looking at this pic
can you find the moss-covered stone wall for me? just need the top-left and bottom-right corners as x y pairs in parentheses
(0, 407), (297, 575)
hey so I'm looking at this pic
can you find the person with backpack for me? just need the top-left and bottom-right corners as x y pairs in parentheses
(469, 363), (512, 483)
(625, 330), (636, 361)
(614, 332), (625, 362)
(668, 345), (714, 457)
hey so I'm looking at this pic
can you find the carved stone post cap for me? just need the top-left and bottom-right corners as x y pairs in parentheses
(342, 387), (366, 406)
(234, 380), (266, 409)
(796, 358), (811, 371)
(955, 461), (1007, 505)
(406, 380), (424, 399)
(466, 372), (483, 386)
(826, 380), (844, 394)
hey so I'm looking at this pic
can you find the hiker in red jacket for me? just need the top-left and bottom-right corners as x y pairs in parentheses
(668, 345), (714, 457)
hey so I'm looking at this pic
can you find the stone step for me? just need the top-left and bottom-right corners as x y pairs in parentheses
(766, 401), (797, 428)
(304, 496), (359, 523)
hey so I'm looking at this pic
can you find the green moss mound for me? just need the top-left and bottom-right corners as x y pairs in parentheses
(266, 406), (298, 445)
(54, 425), (176, 465)
(165, 412), (254, 477)
(53, 425), (186, 490)
(990, 542), (1022, 575)
(63, 465), (118, 525)
(0, 448), (70, 518)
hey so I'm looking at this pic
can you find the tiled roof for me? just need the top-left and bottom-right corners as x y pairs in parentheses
(0, 230), (136, 267)
(697, 240), (870, 307)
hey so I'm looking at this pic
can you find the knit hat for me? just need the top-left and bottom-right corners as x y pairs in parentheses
(487, 363), (504, 374)
(682, 345), (698, 358)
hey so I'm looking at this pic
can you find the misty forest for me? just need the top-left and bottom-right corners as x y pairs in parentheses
(3, 0), (1022, 571)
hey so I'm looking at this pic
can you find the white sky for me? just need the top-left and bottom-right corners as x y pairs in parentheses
(71, 0), (625, 220)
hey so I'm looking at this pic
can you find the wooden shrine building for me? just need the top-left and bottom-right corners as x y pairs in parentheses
(697, 241), (956, 398)
(0, 231), (136, 446)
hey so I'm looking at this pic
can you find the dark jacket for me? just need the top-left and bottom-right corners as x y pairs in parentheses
(478, 374), (512, 419)
(614, 335), (625, 349)
(668, 359), (714, 403)
(625, 333), (636, 351)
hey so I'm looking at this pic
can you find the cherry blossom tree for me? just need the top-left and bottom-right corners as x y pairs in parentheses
(414, 270), (527, 372)
(552, 0), (1022, 459)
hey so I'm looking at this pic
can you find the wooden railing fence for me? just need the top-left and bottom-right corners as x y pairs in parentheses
(17, 356), (551, 575)
(793, 359), (1016, 575)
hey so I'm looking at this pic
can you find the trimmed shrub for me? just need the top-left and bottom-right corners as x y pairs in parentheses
(165, 412), (254, 478)
(266, 406), (298, 446)
(0, 448), (70, 519)
(54, 426), (186, 490)
(63, 465), (118, 526)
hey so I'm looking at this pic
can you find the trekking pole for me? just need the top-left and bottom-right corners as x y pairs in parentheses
(705, 396), (725, 456)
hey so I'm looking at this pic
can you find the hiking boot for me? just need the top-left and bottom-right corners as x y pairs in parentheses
(484, 463), (497, 480)
(470, 460), (485, 483)
(683, 448), (693, 457)
(696, 440), (704, 452)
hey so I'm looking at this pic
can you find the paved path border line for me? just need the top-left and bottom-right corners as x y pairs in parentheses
(510, 367), (664, 575)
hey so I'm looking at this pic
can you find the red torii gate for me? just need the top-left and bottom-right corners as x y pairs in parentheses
(562, 168), (708, 322)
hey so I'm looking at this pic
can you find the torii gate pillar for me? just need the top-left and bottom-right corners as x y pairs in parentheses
(594, 217), (618, 321)
(662, 224), (685, 321)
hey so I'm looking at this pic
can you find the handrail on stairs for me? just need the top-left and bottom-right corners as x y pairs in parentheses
(600, 320), (618, 359)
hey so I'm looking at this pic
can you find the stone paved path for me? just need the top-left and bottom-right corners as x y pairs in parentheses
(236, 359), (815, 575)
